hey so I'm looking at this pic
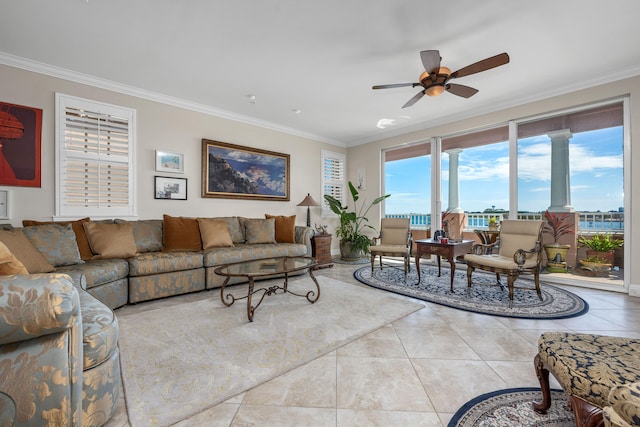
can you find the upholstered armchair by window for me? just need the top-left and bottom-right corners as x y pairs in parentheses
(370, 218), (412, 277)
(464, 219), (544, 306)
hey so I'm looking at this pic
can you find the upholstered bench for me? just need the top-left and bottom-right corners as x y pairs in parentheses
(604, 381), (640, 427)
(533, 332), (640, 427)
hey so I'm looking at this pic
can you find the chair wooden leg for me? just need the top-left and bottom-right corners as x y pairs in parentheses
(370, 254), (375, 272)
(507, 275), (516, 308)
(534, 271), (543, 300)
(532, 353), (552, 414)
(467, 265), (474, 289)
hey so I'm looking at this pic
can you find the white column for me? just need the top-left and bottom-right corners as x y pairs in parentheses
(547, 129), (574, 213)
(445, 148), (464, 213)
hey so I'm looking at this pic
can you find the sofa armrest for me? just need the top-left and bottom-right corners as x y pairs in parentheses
(295, 226), (314, 256)
(0, 273), (81, 345)
(0, 273), (83, 426)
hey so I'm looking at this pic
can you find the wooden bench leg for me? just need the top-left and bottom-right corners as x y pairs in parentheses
(571, 396), (604, 427)
(532, 353), (552, 414)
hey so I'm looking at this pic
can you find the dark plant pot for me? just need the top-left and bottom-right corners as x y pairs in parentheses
(339, 240), (364, 261)
(586, 249), (615, 266)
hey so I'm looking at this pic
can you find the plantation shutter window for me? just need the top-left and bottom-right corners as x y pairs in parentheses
(321, 150), (345, 215)
(56, 94), (136, 219)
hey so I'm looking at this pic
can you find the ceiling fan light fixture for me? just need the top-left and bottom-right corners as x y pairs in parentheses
(426, 85), (445, 97)
(438, 66), (451, 76)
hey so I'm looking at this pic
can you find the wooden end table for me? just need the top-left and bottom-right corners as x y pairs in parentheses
(311, 233), (334, 268)
(414, 239), (474, 291)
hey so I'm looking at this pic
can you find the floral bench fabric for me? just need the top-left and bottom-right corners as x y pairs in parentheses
(537, 332), (640, 409)
(604, 381), (640, 427)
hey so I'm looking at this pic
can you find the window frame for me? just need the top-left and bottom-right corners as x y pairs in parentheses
(55, 93), (137, 220)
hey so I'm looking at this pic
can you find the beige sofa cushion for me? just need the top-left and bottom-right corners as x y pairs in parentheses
(197, 218), (234, 249)
(0, 240), (28, 275)
(0, 229), (55, 273)
(83, 222), (137, 259)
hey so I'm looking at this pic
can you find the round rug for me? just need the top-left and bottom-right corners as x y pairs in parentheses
(354, 264), (588, 319)
(449, 387), (574, 427)
(332, 256), (369, 265)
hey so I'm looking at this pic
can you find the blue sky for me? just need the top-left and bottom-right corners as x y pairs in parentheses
(384, 127), (623, 214)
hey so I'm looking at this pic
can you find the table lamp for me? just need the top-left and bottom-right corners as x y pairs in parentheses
(297, 193), (320, 227)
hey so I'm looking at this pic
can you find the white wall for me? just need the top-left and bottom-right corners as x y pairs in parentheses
(0, 64), (345, 227)
(347, 75), (639, 296)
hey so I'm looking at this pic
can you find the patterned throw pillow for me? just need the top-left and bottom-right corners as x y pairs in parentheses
(114, 219), (163, 253)
(265, 214), (296, 243)
(197, 218), (234, 249)
(243, 218), (276, 244)
(22, 217), (93, 260)
(22, 223), (83, 267)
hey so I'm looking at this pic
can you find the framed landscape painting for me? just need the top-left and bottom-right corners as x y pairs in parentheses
(201, 139), (290, 201)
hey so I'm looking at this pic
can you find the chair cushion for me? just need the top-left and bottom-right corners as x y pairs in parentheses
(380, 218), (410, 245)
(538, 332), (640, 409)
(370, 244), (410, 256)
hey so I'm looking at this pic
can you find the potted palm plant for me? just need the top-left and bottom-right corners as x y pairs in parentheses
(578, 233), (623, 266)
(324, 181), (390, 260)
(543, 210), (574, 273)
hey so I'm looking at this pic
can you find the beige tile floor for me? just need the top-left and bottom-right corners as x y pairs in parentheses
(106, 262), (640, 427)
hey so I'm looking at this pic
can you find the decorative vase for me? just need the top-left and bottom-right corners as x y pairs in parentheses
(543, 243), (571, 273)
(339, 240), (364, 261)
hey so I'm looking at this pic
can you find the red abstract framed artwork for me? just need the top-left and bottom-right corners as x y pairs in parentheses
(0, 101), (42, 187)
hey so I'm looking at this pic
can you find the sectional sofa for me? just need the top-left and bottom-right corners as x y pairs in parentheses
(0, 214), (313, 427)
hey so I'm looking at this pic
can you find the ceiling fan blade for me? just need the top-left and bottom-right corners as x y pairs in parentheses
(402, 91), (425, 108)
(451, 52), (510, 79)
(420, 50), (441, 73)
(372, 82), (419, 90)
(446, 83), (479, 98)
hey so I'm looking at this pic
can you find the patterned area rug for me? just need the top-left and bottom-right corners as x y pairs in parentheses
(354, 263), (588, 319)
(117, 276), (423, 427)
(332, 256), (369, 265)
(449, 387), (574, 427)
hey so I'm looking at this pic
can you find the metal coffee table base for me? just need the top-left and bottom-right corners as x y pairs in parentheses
(220, 270), (320, 322)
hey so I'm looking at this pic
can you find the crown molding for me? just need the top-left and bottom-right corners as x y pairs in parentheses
(0, 52), (346, 147)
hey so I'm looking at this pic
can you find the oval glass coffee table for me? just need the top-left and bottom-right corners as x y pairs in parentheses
(214, 256), (320, 322)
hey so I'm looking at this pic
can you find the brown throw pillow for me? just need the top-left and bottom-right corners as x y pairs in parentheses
(0, 240), (28, 275)
(0, 229), (55, 273)
(265, 214), (296, 243)
(23, 217), (93, 260)
(83, 222), (137, 259)
(162, 215), (202, 251)
(197, 218), (234, 249)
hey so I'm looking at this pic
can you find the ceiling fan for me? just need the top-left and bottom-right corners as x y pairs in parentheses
(372, 50), (510, 108)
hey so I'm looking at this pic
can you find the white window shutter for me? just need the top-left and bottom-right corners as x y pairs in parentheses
(55, 94), (136, 219)
(321, 150), (345, 214)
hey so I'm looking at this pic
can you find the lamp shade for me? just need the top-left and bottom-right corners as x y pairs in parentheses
(297, 194), (320, 207)
(297, 193), (320, 227)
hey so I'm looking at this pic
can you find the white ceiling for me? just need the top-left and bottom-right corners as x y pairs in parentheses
(2, 0), (640, 147)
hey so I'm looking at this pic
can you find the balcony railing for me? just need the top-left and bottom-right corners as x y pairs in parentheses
(386, 211), (624, 232)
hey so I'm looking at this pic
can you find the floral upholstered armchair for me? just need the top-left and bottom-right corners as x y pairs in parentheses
(0, 274), (83, 426)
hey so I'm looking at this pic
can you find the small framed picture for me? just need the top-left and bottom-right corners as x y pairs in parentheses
(154, 176), (187, 200)
(155, 150), (184, 173)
